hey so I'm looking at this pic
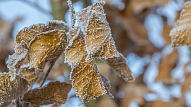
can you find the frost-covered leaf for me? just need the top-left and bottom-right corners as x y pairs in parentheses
(28, 30), (67, 71)
(71, 58), (106, 103)
(77, 1), (119, 59)
(65, 28), (106, 103)
(65, 27), (87, 66)
(16, 20), (68, 47)
(20, 65), (39, 86)
(85, 11), (119, 59)
(6, 45), (28, 80)
(0, 73), (28, 102)
(104, 53), (134, 82)
(100, 75), (113, 98)
(170, 1), (191, 47)
(77, 1), (105, 27)
(23, 81), (71, 106)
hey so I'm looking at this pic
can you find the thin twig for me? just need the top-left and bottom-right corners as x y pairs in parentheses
(67, 0), (76, 28)
(40, 60), (56, 87)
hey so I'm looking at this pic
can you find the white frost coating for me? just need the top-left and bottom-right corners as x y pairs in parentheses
(67, 0), (76, 28)
(47, 20), (70, 30)
(6, 45), (28, 81)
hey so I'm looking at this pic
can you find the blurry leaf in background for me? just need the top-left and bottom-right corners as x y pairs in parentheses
(120, 84), (150, 107)
(129, 0), (170, 14)
(23, 81), (71, 106)
(155, 49), (179, 84)
(96, 96), (117, 107)
(141, 100), (180, 107)
(162, 24), (173, 45)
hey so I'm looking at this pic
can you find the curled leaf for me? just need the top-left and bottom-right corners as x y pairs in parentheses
(16, 20), (68, 47)
(28, 30), (67, 71)
(23, 81), (72, 106)
(104, 53), (134, 82)
(6, 45), (28, 80)
(170, 1), (191, 47)
(0, 73), (28, 102)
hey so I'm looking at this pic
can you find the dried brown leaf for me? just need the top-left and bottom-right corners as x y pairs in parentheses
(104, 53), (134, 82)
(23, 81), (71, 106)
(100, 75), (113, 98)
(77, 1), (119, 59)
(120, 84), (150, 107)
(181, 73), (191, 95)
(6, 45), (28, 80)
(65, 29), (107, 103)
(16, 20), (68, 47)
(141, 100), (180, 107)
(162, 24), (172, 45)
(0, 73), (28, 102)
(130, 0), (170, 14)
(170, 1), (191, 47)
(96, 96), (117, 107)
(28, 30), (67, 71)
(71, 58), (106, 103)
(85, 12), (119, 59)
(20, 65), (39, 86)
(65, 27), (87, 66)
(155, 49), (179, 84)
(77, 1), (105, 27)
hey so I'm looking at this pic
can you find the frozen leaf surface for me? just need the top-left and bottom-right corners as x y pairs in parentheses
(85, 12), (119, 59)
(6, 45), (28, 80)
(0, 73), (28, 102)
(65, 27), (87, 66)
(65, 27), (106, 103)
(16, 20), (68, 47)
(28, 30), (67, 70)
(104, 53), (134, 82)
(77, 1), (119, 59)
(170, 1), (191, 47)
(20, 65), (39, 86)
(23, 81), (71, 106)
(71, 58), (106, 103)
(100, 75), (113, 98)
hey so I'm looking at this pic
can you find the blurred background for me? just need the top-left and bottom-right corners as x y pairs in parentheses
(0, 0), (191, 107)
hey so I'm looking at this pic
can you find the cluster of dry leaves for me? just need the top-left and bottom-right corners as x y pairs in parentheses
(0, 0), (134, 106)
(1, 0), (191, 107)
